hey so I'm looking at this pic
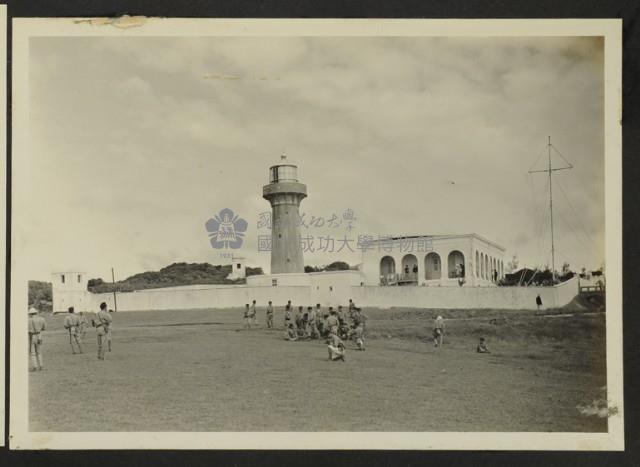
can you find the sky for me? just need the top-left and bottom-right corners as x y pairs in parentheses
(24, 35), (605, 281)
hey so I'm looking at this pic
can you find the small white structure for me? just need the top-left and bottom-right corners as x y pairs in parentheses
(246, 269), (364, 307)
(51, 270), (89, 313)
(227, 256), (247, 280)
(360, 234), (505, 287)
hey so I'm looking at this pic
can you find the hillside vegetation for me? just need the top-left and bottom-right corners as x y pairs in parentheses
(87, 262), (264, 293)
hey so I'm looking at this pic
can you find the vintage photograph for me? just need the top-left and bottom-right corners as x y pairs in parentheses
(10, 19), (623, 449)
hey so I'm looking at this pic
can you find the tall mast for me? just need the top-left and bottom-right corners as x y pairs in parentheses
(547, 136), (556, 282)
(528, 136), (572, 283)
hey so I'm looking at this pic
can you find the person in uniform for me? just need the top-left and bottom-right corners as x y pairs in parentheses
(106, 309), (115, 352)
(243, 304), (252, 330)
(433, 315), (445, 348)
(353, 325), (366, 351)
(28, 307), (46, 371)
(251, 300), (258, 326)
(348, 318), (366, 351)
(536, 294), (543, 311)
(326, 308), (339, 336)
(284, 302), (293, 329)
(476, 337), (490, 353)
(93, 302), (113, 360)
(63, 306), (83, 354)
(348, 299), (357, 321)
(295, 306), (304, 331)
(266, 301), (274, 328)
(356, 307), (368, 332)
(327, 332), (346, 362)
(78, 311), (89, 340)
(284, 323), (298, 341)
(320, 313), (330, 337)
(307, 306), (319, 339)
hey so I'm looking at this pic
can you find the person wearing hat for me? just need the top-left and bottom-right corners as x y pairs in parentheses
(284, 300), (293, 328)
(63, 306), (83, 354)
(476, 337), (490, 353)
(78, 310), (89, 340)
(433, 315), (445, 348)
(307, 306), (319, 339)
(265, 300), (274, 329)
(250, 299), (258, 326)
(106, 309), (115, 352)
(284, 322), (298, 341)
(28, 307), (46, 371)
(327, 332), (346, 362)
(348, 319), (366, 351)
(294, 306), (304, 331)
(243, 304), (252, 330)
(93, 302), (113, 360)
(326, 308), (339, 336)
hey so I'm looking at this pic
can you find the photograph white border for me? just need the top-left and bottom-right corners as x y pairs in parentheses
(0, 4), (6, 449)
(9, 17), (623, 450)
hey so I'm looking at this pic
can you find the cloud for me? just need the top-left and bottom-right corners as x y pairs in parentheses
(23, 35), (605, 280)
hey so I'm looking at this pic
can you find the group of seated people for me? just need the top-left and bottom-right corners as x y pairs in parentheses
(283, 300), (367, 357)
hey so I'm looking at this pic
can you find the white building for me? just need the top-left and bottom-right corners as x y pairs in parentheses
(51, 270), (90, 313)
(361, 234), (506, 287)
(50, 158), (580, 312)
(226, 256), (247, 280)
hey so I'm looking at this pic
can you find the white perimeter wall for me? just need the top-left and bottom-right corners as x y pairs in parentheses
(73, 276), (578, 312)
(88, 285), (312, 312)
(350, 276), (579, 310)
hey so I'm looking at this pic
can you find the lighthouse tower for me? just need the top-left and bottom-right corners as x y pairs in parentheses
(262, 155), (307, 274)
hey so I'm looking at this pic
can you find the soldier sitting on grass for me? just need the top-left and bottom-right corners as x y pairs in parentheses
(477, 337), (490, 353)
(284, 322), (298, 341)
(348, 323), (366, 351)
(327, 331), (346, 362)
(326, 308), (339, 336)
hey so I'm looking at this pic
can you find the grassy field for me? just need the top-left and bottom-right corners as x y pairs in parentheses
(29, 306), (608, 432)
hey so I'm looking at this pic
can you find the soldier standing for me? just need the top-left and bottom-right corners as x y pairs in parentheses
(93, 302), (113, 360)
(307, 305), (319, 339)
(348, 299), (357, 321)
(251, 299), (258, 326)
(284, 301), (293, 329)
(106, 309), (115, 352)
(243, 304), (252, 330)
(28, 307), (46, 371)
(63, 306), (83, 354)
(266, 301), (274, 328)
(295, 306), (304, 331)
(78, 311), (89, 340)
(433, 315), (445, 348)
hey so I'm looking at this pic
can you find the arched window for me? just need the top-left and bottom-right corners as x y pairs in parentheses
(475, 251), (480, 277)
(448, 251), (465, 278)
(380, 256), (396, 285)
(480, 253), (484, 279)
(425, 252), (441, 280)
(402, 254), (418, 280)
